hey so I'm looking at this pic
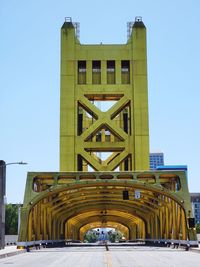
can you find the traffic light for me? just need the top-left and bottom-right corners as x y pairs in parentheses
(188, 218), (195, 228)
(123, 190), (129, 200)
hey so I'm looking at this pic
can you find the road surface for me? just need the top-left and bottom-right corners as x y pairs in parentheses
(0, 246), (200, 267)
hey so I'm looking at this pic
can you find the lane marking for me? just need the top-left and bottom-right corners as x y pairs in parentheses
(104, 251), (113, 267)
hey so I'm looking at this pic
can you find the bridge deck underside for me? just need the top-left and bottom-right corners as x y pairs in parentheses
(18, 171), (196, 243)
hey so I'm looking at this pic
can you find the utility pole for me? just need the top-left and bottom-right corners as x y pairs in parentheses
(0, 161), (27, 249)
(0, 160), (6, 249)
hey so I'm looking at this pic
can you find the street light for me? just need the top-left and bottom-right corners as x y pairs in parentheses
(0, 160), (27, 249)
(0, 161), (28, 167)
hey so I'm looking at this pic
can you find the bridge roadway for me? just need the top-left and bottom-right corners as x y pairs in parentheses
(0, 245), (200, 267)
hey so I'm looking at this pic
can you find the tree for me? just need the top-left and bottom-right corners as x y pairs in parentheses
(5, 204), (19, 235)
(107, 229), (123, 242)
(196, 223), (200, 234)
(84, 230), (98, 243)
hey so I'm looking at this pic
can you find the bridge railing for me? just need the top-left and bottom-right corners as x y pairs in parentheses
(17, 238), (198, 249)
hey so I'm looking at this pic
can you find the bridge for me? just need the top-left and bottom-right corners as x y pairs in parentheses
(18, 169), (196, 246)
(18, 17), (197, 249)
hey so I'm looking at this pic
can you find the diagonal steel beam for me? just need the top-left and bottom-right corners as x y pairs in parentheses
(106, 96), (130, 119)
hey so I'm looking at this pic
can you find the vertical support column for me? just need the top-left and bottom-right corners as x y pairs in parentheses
(60, 220), (65, 239)
(52, 217), (57, 240)
(87, 60), (92, 84)
(159, 209), (163, 238)
(40, 203), (44, 240)
(138, 221), (144, 239)
(34, 206), (38, 240)
(155, 214), (159, 239)
(131, 21), (149, 170)
(150, 216), (154, 238)
(73, 226), (79, 240)
(60, 22), (76, 171)
(115, 60), (121, 84)
(57, 220), (61, 239)
(43, 205), (47, 240)
(169, 201), (173, 239)
(172, 201), (177, 239)
(146, 218), (151, 239)
(181, 209), (187, 240)
(101, 60), (107, 84)
(102, 129), (106, 142)
(67, 222), (70, 240)
(176, 205), (181, 239)
(130, 224), (137, 239)
(32, 207), (36, 240)
(165, 198), (170, 239)
(142, 221), (145, 239)
(36, 204), (41, 240)
(28, 210), (33, 241)
(18, 207), (29, 242)
(47, 207), (52, 240)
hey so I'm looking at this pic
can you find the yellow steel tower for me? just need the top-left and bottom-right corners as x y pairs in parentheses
(18, 18), (197, 247)
(60, 17), (149, 172)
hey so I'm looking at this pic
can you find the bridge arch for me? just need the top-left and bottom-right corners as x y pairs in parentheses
(18, 171), (195, 244)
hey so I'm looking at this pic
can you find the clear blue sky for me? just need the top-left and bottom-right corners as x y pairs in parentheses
(1, 0), (200, 203)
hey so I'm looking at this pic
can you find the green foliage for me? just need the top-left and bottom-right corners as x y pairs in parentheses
(5, 204), (19, 235)
(107, 229), (123, 242)
(84, 230), (98, 243)
(196, 223), (200, 234)
(83, 229), (124, 243)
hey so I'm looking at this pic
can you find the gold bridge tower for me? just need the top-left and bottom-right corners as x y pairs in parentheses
(18, 17), (197, 246)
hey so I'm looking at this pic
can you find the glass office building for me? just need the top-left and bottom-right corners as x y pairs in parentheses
(150, 152), (164, 170)
(190, 193), (200, 224)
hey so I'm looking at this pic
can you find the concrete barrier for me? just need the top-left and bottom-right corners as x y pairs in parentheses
(5, 235), (18, 246)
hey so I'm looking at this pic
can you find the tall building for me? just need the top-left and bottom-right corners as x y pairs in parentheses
(60, 17), (149, 172)
(190, 193), (200, 224)
(149, 152), (164, 170)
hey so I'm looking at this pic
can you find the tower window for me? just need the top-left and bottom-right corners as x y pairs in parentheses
(121, 60), (130, 84)
(92, 60), (101, 84)
(78, 61), (86, 84)
(107, 60), (115, 84)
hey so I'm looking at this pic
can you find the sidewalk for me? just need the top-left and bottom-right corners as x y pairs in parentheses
(0, 246), (26, 259)
(190, 244), (200, 253)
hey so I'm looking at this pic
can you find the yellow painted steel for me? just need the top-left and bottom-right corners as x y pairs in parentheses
(18, 170), (196, 243)
(60, 18), (149, 172)
(18, 18), (197, 245)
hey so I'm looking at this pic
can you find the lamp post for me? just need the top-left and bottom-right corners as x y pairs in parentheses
(0, 160), (27, 249)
